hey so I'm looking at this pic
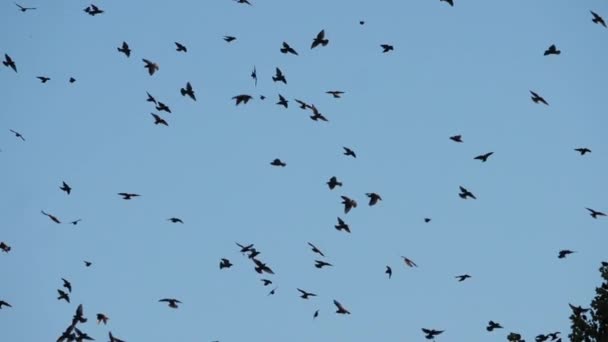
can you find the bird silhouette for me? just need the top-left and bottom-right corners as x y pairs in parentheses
(3, 54), (17, 72)
(313, 309), (319, 318)
(327, 176), (342, 190)
(232, 94), (253, 105)
(558, 250), (575, 259)
(486, 320), (503, 331)
(569, 303), (590, 316)
(57, 289), (70, 303)
(307, 242), (325, 257)
(175, 42), (187, 52)
(280, 42), (298, 55)
(61, 278), (72, 293)
(261, 279), (273, 286)
(109, 332), (126, 342)
(381, 44), (394, 53)
(530, 90), (549, 105)
(84, 4), (104, 16)
(459, 186), (477, 200)
(253, 258), (274, 274)
(220, 258), (233, 269)
(142, 59), (159, 75)
(60, 181), (72, 194)
(83, 261), (92, 267)
(297, 288), (317, 299)
(69, 77), (76, 83)
(223, 35), (236, 43)
(334, 217), (350, 233)
(309, 104), (329, 122)
(326, 90), (344, 98)
(235, 0), (252, 5)
(591, 11), (606, 28)
(74, 328), (94, 341)
(422, 328), (444, 339)
(0, 242), (11, 253)
(455, 274), (471, 282)
(474, 152), (494, 162)
(276, 94), (288, 108)
(402, 256), (418, 267)
(314, 260), (333, 268)
(385, 266), (392, 279)
(167, 217), (183, 223)
(118, 193), (140, 200)
(70, 219), (82, 225)
(295, 99), (311, 109)
(155, 102), (172, 113)
(9, 129), (25, 141)
(272, 67), (287, 84)
(15, 3), (36, 12)
(450, 135), (463, 143)
(251, 66), (257, 86)
(544, 44), (561, 56)
(36, 76), (50, 83)
(146, 92), (157, 104)
(311, 30), (329, 49)
(41, 210), (61, 224)
(574, 148), (591, 155)
(0, 300), (11, 309)
(159, 298), (182, 308)
(180, 82), (196, 101)
(341, 196), (357, 214)
(343, 147), (356, 158)
(366, 193), (382, 206)
(440, 0), (454, 6)
(151, 113), (168, 126)
(270, 158), (286, 167)
(586, 208), (606, 219)
(236, 242), (255, 253)
(268, 287), (278, 296)
(333, 300), (350, 314)
(424, 218), (432, 223)
(117, 42), (131, 57)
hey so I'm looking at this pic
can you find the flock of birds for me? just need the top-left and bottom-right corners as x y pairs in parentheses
(1, 1), (607, 341)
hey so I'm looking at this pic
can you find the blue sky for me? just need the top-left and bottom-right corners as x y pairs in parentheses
(1, 0), (607, 341)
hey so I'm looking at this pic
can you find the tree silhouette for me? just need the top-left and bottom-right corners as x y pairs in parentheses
(569, 262), (608, 342)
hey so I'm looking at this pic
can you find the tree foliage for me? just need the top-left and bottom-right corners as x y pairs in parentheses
(569, 262), (608, 342)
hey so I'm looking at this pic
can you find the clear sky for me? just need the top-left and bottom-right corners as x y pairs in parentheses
(1, 0), (607, 341)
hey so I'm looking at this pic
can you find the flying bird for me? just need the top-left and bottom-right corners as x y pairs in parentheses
(109, 332), (126, 342)
(61, 278), (72, 293)
(251, 66), (257, 86)
(142, 59), (159, 75)
(315, 260), (333, 268)
(424, 218), (432, 223)
(341, 196), (357, 214)
(261, 279), (273, 286)
(450, 135), (463, 143)
(96, 313), (109, 325)
(15, 3), (36, 12)
(297, 288), (317, 299)
(591, 11), (606, 28)
(333, 300), (350, 314)
(326, 90), (344, 98)
(57, 289), (70, 303)
(309, 104), (329, 122)
(280, 42), (298, 55)
(276, 94), (288, 108)
(474, 152), (494, 162)
(455, 274), (471, 282)
(272, 67), (287, 84)
(146, 92), (157, 104)
(366, 193), (382, 206)
(167, 217), (183, 223)
(84, 261), (92, 267)
(236, 242), (254, 253)
(220, 258), (233, 269)
(60, 181), (72, 194)
(422, 328), (444, 339)
(558, 250), (575, 259)
(486, 321), (503, 331)
(3, 54), (17, 72)
(270, 158), (286, 167)
(268, 287), (278, 296)
(150, 113), (168, 126)
(232, 94), (253, 105)
(155, 102), (171, 113)
(0, 300), (11, 309)
(180, 82), (196, 101)
(402, 256), (418, 268)
(381, 44), (394, 53)
(235, 0), (252, 5)
(118, 193), (140, 200)
(69, 77), (76, 83)
(41, 210), (61, 224)
(586, 208), (606, 219)
(295, 99), (311, 109)
(544, 44), (561, 56)
(311, 30), (329, 49)
(223, 35), (236, 42)
(574, 148), (591, 155)
(385, 266), (392, 279)
(327, 176), (342, 190)
(0, 242), (11, 253)
(174, 42), (187, 52)
(530, 90), (549, 105)
(9, 129), (25, 141)
(334, 217), (350, 233)
(74, 328), (94, 341)
(70, 219), (82, 225)
(313, 310), (319, 319)
(459, 186), (477, 200)
(307, 242), (325, 257)
(569, 303), (590, 316)
(440, 0), (454, 6)
(84, 4), (104, 16)
(159, 298), (182, 308)
(117, 42), (131, 57)
(253, 258), (274, 274)
(343, 147), (356, 158)
(72, 304), (87, 325)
